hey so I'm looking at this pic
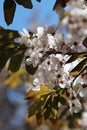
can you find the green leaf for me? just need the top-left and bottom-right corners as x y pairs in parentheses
(8, 51), (24, 72)
(3, 0), (16, 25)
(70, 58), (87, 76)
(15, 0), (33, 9)
(66, 52), (87, 64)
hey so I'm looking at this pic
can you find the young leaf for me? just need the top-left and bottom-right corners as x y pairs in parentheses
(51, 108), (58, 118)
(15, 0), (33, 9)
(25, 87), (62, 124)
(3, 0), (16, 25)
(70, 58), (87, 76)
(27, 93), (54, 125)
(25, 85), (54, 100)
(28, 101), (39, 118)
(66, 52), (87, 64)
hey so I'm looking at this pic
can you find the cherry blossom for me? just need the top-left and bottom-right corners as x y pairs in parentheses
(61, 1), (87, 52)
(78, 84), (87, 97)
(66, 88), (82, 113)
(78, 112), (87, 127)
(16, 1), (87, 115)
(68, 98), (82, 113)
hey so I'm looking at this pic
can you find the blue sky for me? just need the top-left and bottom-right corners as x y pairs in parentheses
(0, 0), (58, 31)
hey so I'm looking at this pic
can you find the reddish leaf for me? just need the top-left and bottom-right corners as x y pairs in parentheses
(53, 0), (69, 10)
(3, 0), (16, 25)
(36, 0), (41, 2)
(15, 0), (33, 9)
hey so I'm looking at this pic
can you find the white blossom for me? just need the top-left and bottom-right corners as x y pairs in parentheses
(17, 28), (31, 47)
(78, 112), (87, 127)
(16, 18), (87, 114)
(78, 84), (87, 97)
(69, 98), (82, 113)
(32, 78), (41, 91)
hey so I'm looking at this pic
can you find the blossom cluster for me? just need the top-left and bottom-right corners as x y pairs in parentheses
(62, 0), (87, 52)
(16, 0), (87, 114)
(17, 26), (72, 88)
